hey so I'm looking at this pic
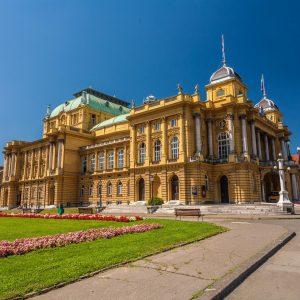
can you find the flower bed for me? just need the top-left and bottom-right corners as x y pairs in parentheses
(0, 223), (162, 257)
(0, 213), (144, 222)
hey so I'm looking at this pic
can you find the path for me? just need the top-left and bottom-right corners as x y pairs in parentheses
(35, 220), (287, 300)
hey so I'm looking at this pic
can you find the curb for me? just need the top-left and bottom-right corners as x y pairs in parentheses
(198, 230), (296, 300)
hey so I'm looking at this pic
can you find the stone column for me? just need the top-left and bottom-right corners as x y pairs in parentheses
(4, 154), (9, 179)
(23, 151), (28, 179)
(161, 117), (167, 163)
(179, 114), (186, 161)
(240, 115), (248, 153)
(207, 119), (213, 158)
(227, 114), (235, 153)
(48, 143), (53, 172)
(281, 138), (287, 160)
(291, 173), (299, 200)
(194, 113), (202, 154)
(264, 135), (270, 161)
(250, 120), (257, 156)
(271, 138), (276, 161)
(57, 140), (63, 169)
(261, 181), (266, 202)
(130, 125), (136, 168)
(256, 131), (262, 160)
(10, 153), (16, 177)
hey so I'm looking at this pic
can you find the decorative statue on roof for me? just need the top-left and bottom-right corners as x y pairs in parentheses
(45, 105), (51, 118)
(177, 83), (183, 94)
(195, 84), (199, 94)
(81, 91), (87, 104)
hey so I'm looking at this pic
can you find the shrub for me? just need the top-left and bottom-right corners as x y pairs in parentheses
(147, 197), (164, 206)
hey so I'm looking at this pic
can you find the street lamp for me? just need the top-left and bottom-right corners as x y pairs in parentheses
(274, 153), (294, 213)
(150, 175), (154, 200)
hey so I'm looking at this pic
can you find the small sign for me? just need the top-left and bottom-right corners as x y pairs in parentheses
(191, 186), (198, 196)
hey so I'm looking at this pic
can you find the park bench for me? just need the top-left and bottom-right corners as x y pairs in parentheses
(174, 208), (204, 221)
(78, 207), (94, 214)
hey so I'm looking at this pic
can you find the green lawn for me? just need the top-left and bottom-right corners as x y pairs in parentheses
(0, 218), (225, 299)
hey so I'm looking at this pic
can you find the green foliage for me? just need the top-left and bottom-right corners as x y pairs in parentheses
(147, 197), (164, 206)
(0, 218), (225, 299)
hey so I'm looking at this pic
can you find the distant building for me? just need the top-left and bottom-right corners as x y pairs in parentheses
(1, 40), (300, 208)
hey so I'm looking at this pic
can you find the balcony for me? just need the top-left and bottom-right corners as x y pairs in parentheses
(203, 158), (228, 164)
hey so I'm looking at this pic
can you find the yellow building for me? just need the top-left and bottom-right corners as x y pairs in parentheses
(1, 47), (300, 208)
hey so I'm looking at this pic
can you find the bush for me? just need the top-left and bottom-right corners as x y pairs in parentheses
(147, 197), (164, 206)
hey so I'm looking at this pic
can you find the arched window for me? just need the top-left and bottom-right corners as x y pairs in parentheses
(118, 149), (124, 168)
(107, 182), (112, 196)
(80, 185), (85, 197)
(139, 143), (146, 163)
(218, 132), (230, 159)
(89, 184), (93, 197)
(90, 154), (95, 172)
(154, 140), (161, 161)
(171, 136), (179, 159)
(108, 151), (114, 169)
(205, 175), (209, 192)
(117, 181), (123, 195)
(98, 152), (104, 170)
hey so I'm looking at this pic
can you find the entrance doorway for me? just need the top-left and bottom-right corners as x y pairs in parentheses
(49, 186), (55, 205)
(138, 178), (145, 201)
(220, 175), (229, 203)
(171, 175), (179, 200)
(263, 172), (280, 202)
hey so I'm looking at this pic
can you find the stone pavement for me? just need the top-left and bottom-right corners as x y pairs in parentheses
(35, 220), (287, 300)
(226, 219), (300, 300)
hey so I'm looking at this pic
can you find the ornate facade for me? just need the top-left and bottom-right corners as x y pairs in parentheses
(1, 48), (300, 208)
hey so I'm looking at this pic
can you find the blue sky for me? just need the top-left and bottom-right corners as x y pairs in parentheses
(0, 0), (300, 163)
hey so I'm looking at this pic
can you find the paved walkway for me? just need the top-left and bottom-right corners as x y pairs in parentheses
(226, 219), (300, 300)
(35, 220), (287, 300)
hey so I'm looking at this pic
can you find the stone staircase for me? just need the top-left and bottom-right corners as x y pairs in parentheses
(155, 203), (290, 215)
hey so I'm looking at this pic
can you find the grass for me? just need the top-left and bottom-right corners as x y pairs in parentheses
(0, 217), (226, 299)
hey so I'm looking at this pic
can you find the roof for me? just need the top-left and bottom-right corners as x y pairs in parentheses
(49, 91), (130, 118)
(91, 113), (129, 131)
(254, 97), (279, 112)
(209, 64), (242, 84)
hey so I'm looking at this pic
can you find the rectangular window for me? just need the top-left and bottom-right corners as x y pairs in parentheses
(82, 156), (87, 173)
(80, 185), (85, 197)
(154, 122), (160, 131)
(118, 149), (124, 168)
(139, 126), (145, 134)
(91, 114), (96, 126)
(108, 151), (114, 169)
(98, 152), (105, 170)
(89, 185), (93, 197)
(171, 118), (177, 127)
(90, 154), (95, 172)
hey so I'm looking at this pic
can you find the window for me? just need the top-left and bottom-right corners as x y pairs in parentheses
(216, 89), (225, 97)
(90, 154), (95, 172)
(154, 122), (160, 131)
(80, 185), (85, 197)
(117, 181), (123, 195)
(98, 152), (105, 170)
(89, 184), (93, 197)
(82, 156), (87, 173)
(91, 114), (96, 126)
(108, 151), (114, 169)
(218, 132), (230, 159)
(171, 118), (177, 127)
(38, 187), (43, 200)
(118, 149), (124, 168)
(171, 136), (179, 159)
(127, 180), (130, 196)
(107, 182), (112, 196)
(31, 187), (36, 199)
(205, 175), (209, 192)
(154, 140), (161, 161)
(139, 126), (145, 134)
(139, 143), (146, 163)
(97, 184), (102, 196)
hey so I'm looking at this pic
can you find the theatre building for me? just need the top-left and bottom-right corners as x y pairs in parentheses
(1, 49), (300, 208)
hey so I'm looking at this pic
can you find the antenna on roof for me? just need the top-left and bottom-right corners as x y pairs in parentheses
(222, 34), (226, 66)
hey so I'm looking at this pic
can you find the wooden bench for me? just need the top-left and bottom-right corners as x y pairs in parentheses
(175, 208), (204, 221)
(78, 207), (94, 214)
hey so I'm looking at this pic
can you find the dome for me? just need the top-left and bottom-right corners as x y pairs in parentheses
(210, 64), (242, 84)
(254, 97), (279, 112)
(144, 94), (157, 104)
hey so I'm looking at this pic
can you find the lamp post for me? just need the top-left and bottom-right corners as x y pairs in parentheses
(150, 175), (154, 200)
(274, 153), (294, 213)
